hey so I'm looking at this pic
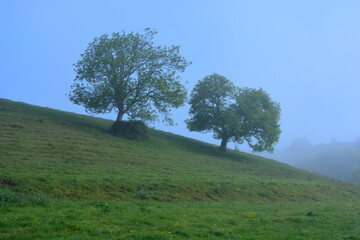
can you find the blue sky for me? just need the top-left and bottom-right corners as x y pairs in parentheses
(1, 0), (360, 151)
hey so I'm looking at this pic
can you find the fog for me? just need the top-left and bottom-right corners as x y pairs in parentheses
(1, 1), (360, 160)
(260, 137), (360, 183)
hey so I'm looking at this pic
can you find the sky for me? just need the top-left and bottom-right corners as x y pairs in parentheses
(1, 0), (360, 151)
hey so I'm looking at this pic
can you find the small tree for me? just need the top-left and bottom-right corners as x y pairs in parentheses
(68, 29), (190, 125)
(186, 73), (281, 152)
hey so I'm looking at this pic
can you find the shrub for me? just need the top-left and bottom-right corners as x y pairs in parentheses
(110, 120), (148, 140)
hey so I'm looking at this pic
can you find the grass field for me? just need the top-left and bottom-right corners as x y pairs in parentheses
(1, 98), (360, 239)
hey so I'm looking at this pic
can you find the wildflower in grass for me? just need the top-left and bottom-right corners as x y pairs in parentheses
(247, 211), (257, 218)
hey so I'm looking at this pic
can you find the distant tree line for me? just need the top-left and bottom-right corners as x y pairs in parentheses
(68, 29), (281, 152)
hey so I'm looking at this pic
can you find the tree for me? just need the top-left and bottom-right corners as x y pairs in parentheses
(186, 73), (281, 152)
(68, 29), (190, 125)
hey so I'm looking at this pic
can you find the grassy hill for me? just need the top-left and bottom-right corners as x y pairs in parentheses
(1, 98), (360, 239)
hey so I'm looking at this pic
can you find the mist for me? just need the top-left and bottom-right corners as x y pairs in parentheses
(261, 137), (360, 183)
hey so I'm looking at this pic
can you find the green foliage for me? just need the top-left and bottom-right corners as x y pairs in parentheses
(186, 73), (236, 136)
(233, 87), (281, 152)
(110, 120), (149, 140)
(186, 73), (281, 152)
(68, 29), (190, 124)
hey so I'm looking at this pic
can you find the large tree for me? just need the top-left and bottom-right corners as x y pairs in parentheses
(68, 29), (190, 124)
(186, 73), (281, 152)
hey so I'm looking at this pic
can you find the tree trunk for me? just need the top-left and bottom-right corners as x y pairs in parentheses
(219, 138), (228, 152)
(116, 112), (124, 122)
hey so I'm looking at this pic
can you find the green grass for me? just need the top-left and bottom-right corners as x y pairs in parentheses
(1, 98), (360, 239)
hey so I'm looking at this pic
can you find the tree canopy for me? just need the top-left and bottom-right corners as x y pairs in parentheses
(68, 29), (190, 124)
(186, 73), (281, 152)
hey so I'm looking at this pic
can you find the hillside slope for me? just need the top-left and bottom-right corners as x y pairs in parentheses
(1, 98), (360, 239)
(1, 98), (360, 202)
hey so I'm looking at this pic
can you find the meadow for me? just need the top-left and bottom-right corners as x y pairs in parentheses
(1, 98), (360, 239)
